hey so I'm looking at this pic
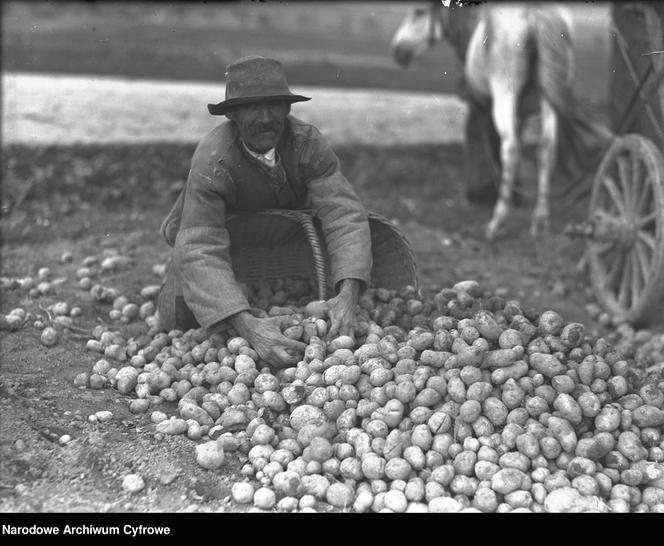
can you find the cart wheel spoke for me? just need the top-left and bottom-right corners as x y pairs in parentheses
(618, 250), (631, 307)
(634, 175), (653, 216)
(629, 250), (642, 308)
(631, 154), (643, 207)
(638, 230), (657, 250)
(635, 238), (653, 281)
(616, 154), (633, 213)
(636, 209), (657, 228)
(601, 175), (627, 217)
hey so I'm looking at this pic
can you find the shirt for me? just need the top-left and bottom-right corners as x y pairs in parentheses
(243, 142), (277, 168)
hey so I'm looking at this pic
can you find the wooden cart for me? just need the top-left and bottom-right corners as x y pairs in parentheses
(567, 3), (664, 325)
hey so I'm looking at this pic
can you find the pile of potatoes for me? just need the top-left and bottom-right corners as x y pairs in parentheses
(75, 276), (664, 513)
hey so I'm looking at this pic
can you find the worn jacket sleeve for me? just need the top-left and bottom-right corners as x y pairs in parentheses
(302, 129), (373, 290)
(173, 137), (251, 329)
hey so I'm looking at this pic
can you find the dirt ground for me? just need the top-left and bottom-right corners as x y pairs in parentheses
(2, 141), (651, 516)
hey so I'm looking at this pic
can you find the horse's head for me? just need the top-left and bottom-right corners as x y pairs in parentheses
(390, 3), (444, 68)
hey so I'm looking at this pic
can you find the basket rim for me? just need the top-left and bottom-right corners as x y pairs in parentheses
(226, 208), (420, 291)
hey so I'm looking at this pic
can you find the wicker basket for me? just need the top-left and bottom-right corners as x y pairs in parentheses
(226, 209), (419, 300)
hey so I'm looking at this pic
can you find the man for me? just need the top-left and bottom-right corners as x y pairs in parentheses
(157, 55), (373, 368)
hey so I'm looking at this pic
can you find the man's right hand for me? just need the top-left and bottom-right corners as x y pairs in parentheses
(228, 311), (306, 369)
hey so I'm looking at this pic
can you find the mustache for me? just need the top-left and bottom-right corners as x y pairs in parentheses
(250, 122), (282, 135)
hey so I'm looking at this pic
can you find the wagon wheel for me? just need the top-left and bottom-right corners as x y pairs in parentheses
(587, 134), (664, 324)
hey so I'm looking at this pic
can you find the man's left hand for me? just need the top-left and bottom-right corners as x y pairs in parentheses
(325, 278), (362, 340)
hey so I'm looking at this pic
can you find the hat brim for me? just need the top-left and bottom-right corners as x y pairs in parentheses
(207, 94), (311, 116)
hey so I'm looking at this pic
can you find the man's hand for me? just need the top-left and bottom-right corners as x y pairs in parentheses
(228, 311), (306, 369)
(325, 278), (362, 340)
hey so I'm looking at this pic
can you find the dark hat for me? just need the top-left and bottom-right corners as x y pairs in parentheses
(207, 56), (311, 115)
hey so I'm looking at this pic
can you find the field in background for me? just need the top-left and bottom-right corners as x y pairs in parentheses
(2, 1), (612, 102)
(2, 0), (614, 302)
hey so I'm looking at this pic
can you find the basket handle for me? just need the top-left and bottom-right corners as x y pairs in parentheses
(283, 210), (328, 301)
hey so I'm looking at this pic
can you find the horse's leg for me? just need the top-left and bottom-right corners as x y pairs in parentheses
(531, 99), (557, 238)
(486, 90), (520, 240)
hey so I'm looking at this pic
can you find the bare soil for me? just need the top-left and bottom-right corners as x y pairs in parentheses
(1, 135), (640, 515)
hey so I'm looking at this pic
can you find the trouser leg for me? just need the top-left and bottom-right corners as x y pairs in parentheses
(464, 101), (501, 205)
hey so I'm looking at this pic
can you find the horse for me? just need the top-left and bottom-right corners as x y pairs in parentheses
(391, 1), (611, 240)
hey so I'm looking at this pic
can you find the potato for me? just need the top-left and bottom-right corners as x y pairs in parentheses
(501, 379), (525, 410)
(40, 327), (59, 347)
(303, 300), (327, 319)
(251, 487), (276, 510)
(338, 365), (361, 386)
(115, 367), (139, 394)
(419, 350), (452, 369)
(403, 445), (426, 471)
(446, 376), (466, 403)
(456, 400), (481, 424)
(354, 343), (381, 364)
(637, 383), (663, 407)
(377, 335), (400, 364)
(228, 481), (255, 504)
(433, 329), (454, 352)
(352, 489), (375, 513)
(537, 310), (564, 336)
(369, 367), (393, 388)
(484, 347), (524, 369)
(553, 393), (583, 425)
(483, 397), (508, 426)
(490, 468), (529, 495)
(394, 409), (418, 431)
(547, 416), (578, 453)
(104, 344), (127, 362)
(155, 417), (188, 435)
(491, 360), (529, 385)
(453, 280), (482, 296)
(361, 454), (386, 480)
(412, 366), (434, 390)
(632, 405), (664, 427)
(617, 431), (648, 462)
(381, 458), (411, 481)
(529, 353), (566, 378)
(595, 404), (622, 432)
(474, 311), (502, 341)
(360, 356), (387, 376)
(413, 388), (442, 408)
(457, 375), (485, 398)
(88, 373), (106, 389)
(551, 375), (576, 394)
(302, 437), (334, 463)
(179, 403), (214, 427)
(455, 346), (486, 368)
(576, 359), (595, 386)
(408, 330), (434, 351)
(327, 335), (354, 352)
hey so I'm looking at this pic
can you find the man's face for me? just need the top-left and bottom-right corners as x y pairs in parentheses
(227, 100), (291, 153)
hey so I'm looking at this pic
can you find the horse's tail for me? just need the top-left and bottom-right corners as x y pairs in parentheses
(532, 7), (613, 183)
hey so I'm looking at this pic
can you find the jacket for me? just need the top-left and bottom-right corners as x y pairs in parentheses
(159, 114), (372, 331)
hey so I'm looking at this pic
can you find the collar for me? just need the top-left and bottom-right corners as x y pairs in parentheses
(241, 141), (277, 168)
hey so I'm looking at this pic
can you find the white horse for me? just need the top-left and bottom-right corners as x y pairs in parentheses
(392, 1), (610, 240)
